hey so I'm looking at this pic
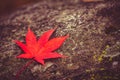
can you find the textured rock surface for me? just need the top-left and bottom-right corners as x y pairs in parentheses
(0, 0), (120, 80)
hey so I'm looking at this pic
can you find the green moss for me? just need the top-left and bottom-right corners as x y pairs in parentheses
(97, 45), (110, 62)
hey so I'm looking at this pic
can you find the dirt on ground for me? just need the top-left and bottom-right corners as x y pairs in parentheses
(0, 0), (120, 80)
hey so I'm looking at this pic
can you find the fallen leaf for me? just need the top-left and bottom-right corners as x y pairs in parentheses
(82, 0), (104, 2)
(15, 27), (68, 64)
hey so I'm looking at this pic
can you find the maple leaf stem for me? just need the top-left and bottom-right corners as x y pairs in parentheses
(15, 60), (33, 79)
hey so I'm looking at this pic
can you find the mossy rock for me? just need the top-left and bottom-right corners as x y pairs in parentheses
(0, 0), (120, 80)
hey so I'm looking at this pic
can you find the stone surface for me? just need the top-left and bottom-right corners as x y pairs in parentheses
(0, 0), (120, 80)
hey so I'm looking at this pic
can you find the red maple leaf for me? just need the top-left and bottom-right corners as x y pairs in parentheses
(15, 27), (68, 64)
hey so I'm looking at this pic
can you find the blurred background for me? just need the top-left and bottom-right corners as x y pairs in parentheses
(0, 0), (40, 15)
(0, 0), (103, 15)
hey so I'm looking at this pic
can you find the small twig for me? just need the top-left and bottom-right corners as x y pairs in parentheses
(15, 60), (33, 79)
